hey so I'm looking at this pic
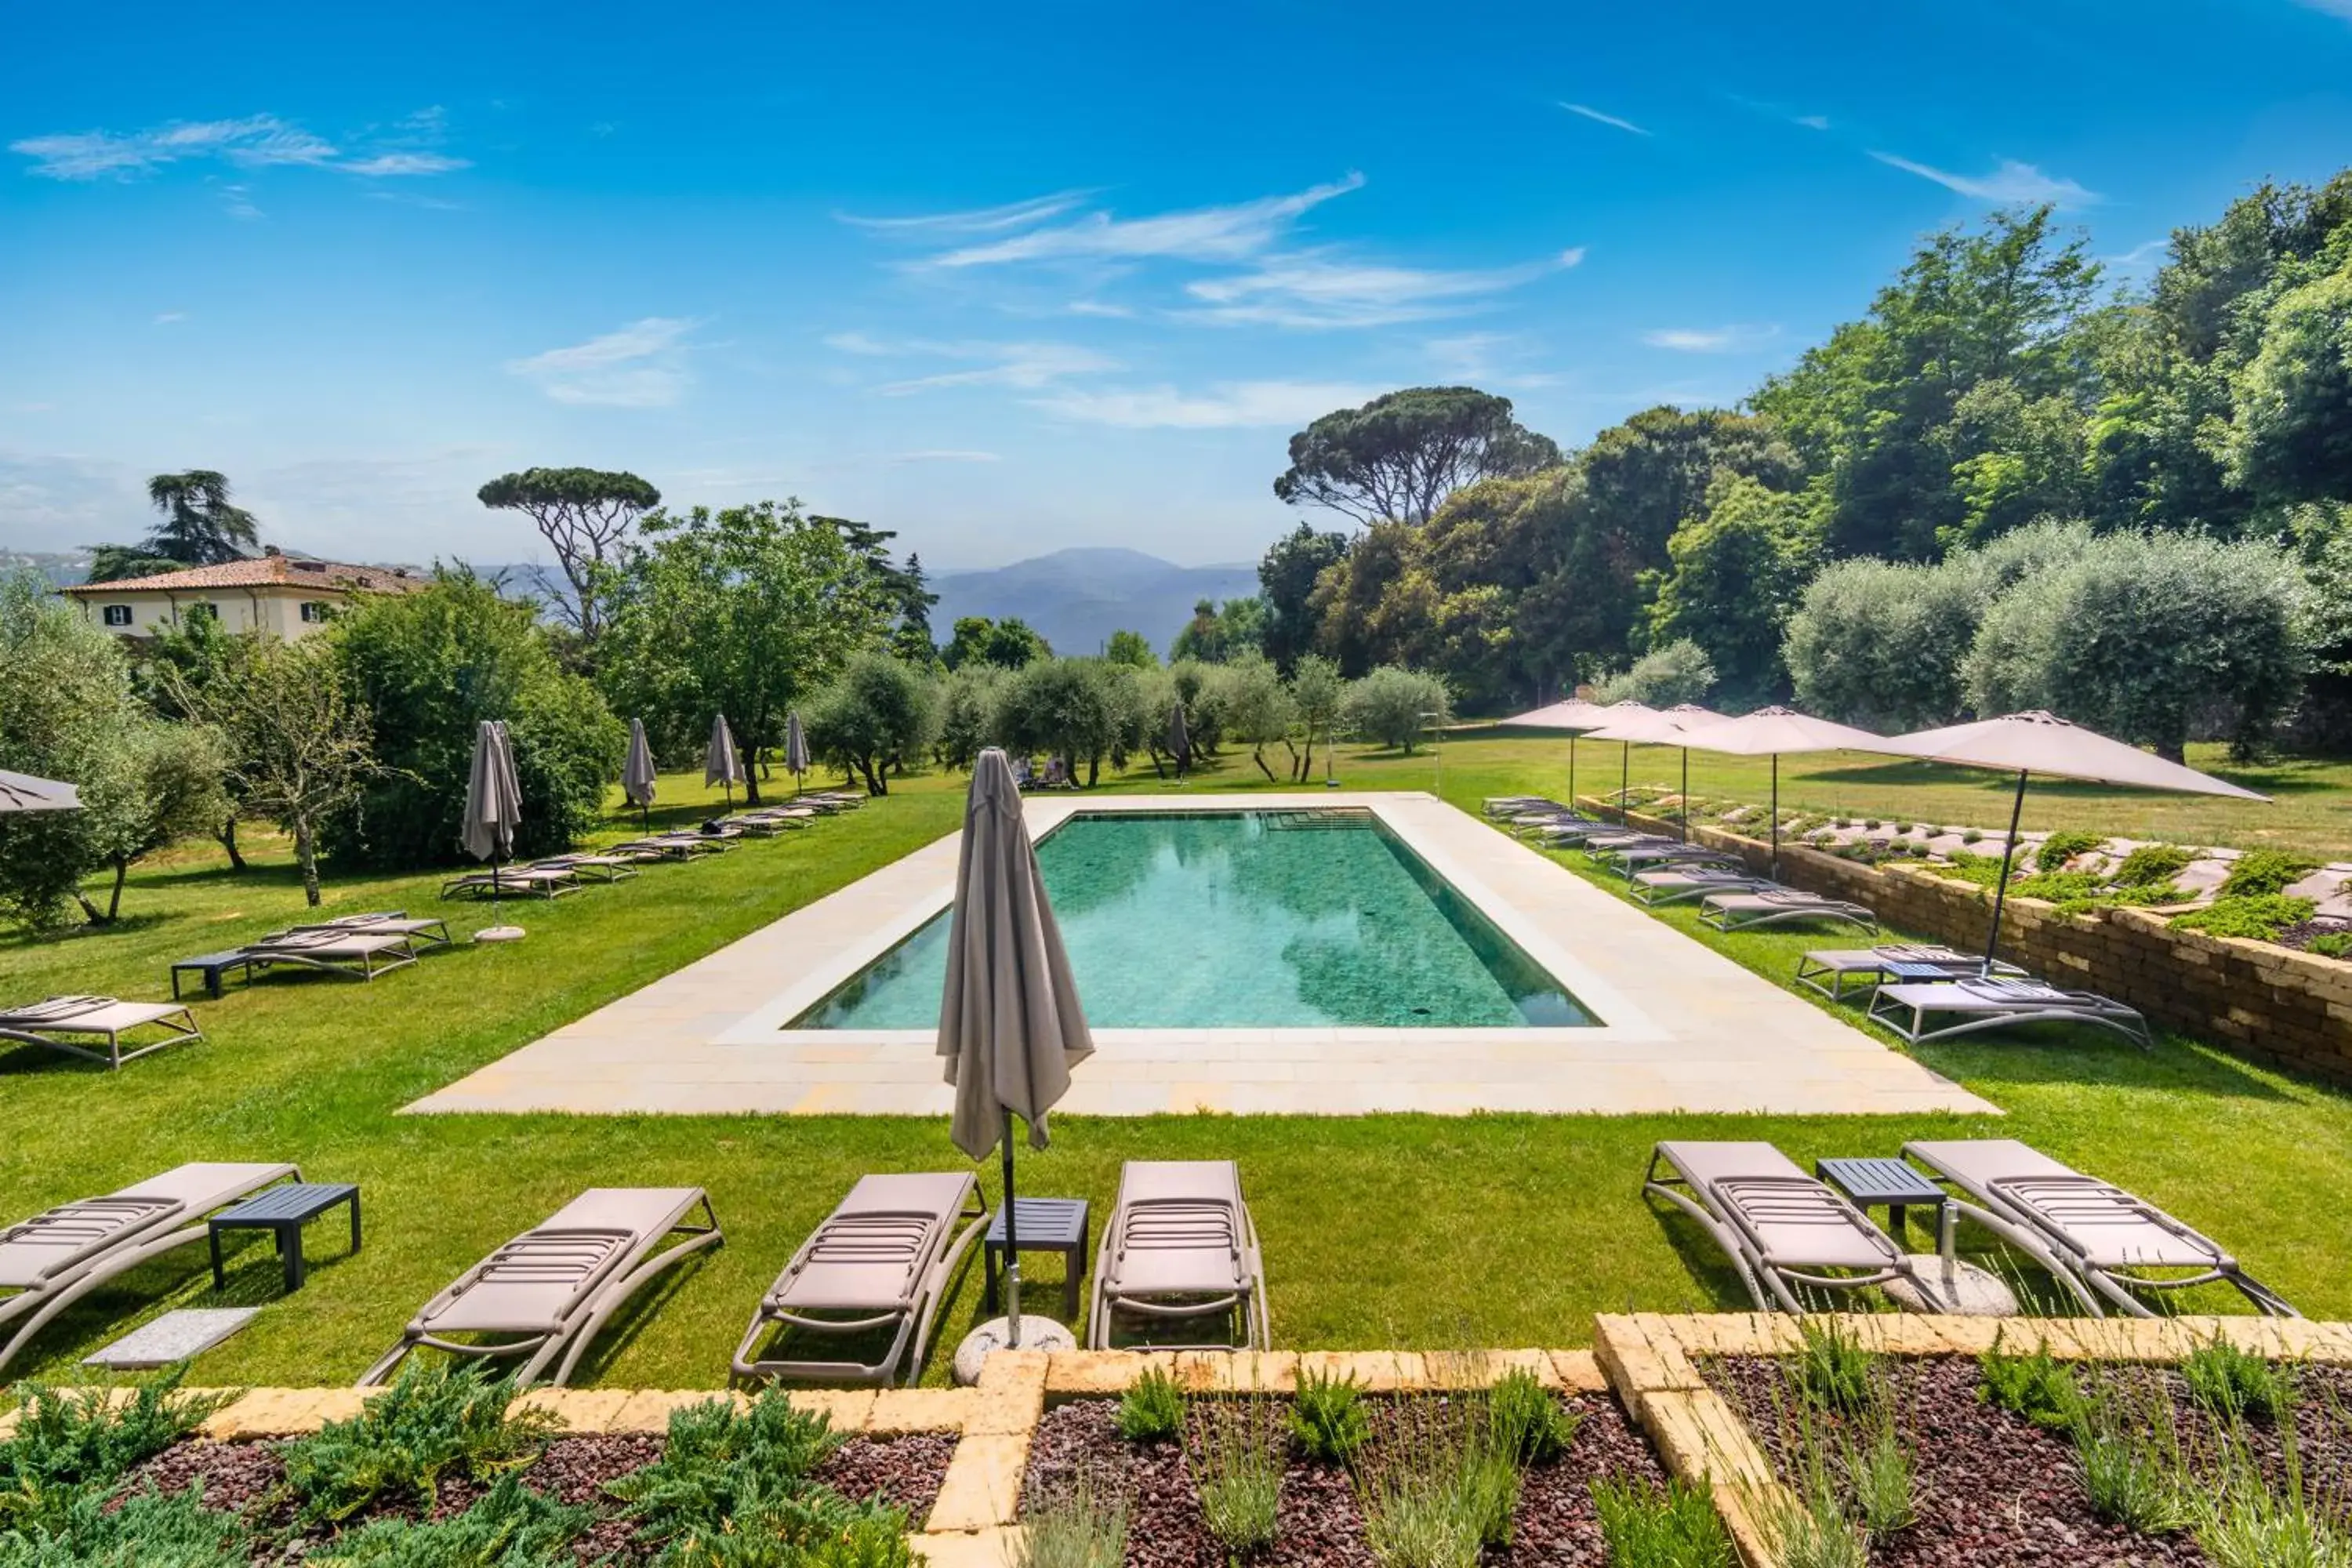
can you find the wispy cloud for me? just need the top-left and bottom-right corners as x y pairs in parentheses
(11, 111), (467, 183)
(926, 175), (1366, 267)
(1182, 250), (1573, 328)
(1868, 152), (2099, 207)
(888, 449), (1001, 463)
(1067, 299), (1134, 318)
(823, 334), (1120, 393)
(839, 190), (1092, 235)
(1794, 114), (1831, 131)
(2296, 0), (2352, 18)
(1425, 333), (1563, 389)
(1559, 102), (1650, 136)
(2102, 238), (2169, 268)
(153, 311), (186, 325)
(1642, 323), (1781, 353)
(506, 318), (697, 407)
(1029, 379), (1382, 429)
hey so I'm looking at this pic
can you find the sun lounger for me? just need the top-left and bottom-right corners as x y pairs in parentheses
(1602, 842), (1746, 877)
(0, 1161), (298, 1374)
(440, 866), (582, 899)
(1631, 868), (1779, 906)
(1578, 830), (1673, 854)
(608, 837), (702, 861)
(1867, 977), (2149, 1048)
(1795, 946), (2025, 1003)
(1699, 887), (1877, 934)
(245, 927), (419, 981)
(0, 996), (205, 1069)
(529, 855), (639, 882)
(288, 911), (455, 949)
(1484, 795), (1559, 815)
(1088, 1160), (1269, 1352)
(731, 1173), (984, 1386)
(362, 1187), (722, 1388)
(722, 810), (815, 836)
(1642, 1142), (1919, 1313)
(1903, 1139), (2295, 1318)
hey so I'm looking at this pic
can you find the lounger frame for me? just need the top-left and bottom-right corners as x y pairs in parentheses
(1698, 891), (1878, 935)
(1630, 871), (1778, 907)
(1867, 982), (2151, 1049)
(1640, 1145), (1911, 1314)
(0, 1000), (205, 1069)
(1088, 1165), (1271, 1352)
(246, 931), (419, 982)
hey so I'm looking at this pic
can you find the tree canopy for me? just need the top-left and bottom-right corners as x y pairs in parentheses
(477, 467), (662, 646)
(1273, 387), (1560, 527)
(143, 470), (260, 564)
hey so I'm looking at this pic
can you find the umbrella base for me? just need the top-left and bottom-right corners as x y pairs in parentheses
(474, 925), (527, 943)
(952, 1316), (1075, 1385)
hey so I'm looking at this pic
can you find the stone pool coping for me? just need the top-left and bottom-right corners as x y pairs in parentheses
(410, 791), (1990, 1117)
(24, 1318), (2349, 1567)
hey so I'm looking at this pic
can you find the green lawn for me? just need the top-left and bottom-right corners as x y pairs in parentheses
(0, 739), (2347, 1391)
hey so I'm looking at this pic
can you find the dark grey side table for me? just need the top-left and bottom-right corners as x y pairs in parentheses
(1816, 1157), (1946, 1242)
(983, 1197), (1090, 1319)
(209, 1182), (361, 1294)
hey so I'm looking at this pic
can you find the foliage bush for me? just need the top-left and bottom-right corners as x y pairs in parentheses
(1587, 1475), (1734, 1568)
(1783, 555), (1982, 731)
(2115, 844), (2195, 886)
(278, 1363), (559, 1526)
(1595, 639), (1717, 708)
(1116, 1369), (1185, 1444)
(2173, 895), (2317, 942)
(0, 1372), (230, 1530)
(1016, 1468), (1127, 1568)
(1795, 1319), (1875, 1414)
(1289, 1370), (1370, 1465)
(2219, 849), (2321, 898)
(608, 1388), (846, 1555)
(804, 651), (939, 796)
(310, 1472), (590, 1566)
(0, 1483), (251, 1568)
(323, 572), (620, 869)
(2306, 931), (2352, 959)
(1976, 1336), (2079, 1431)
(1486, 1369), (1581, 1466)
(1185, 1399), (1284, 1556)
(2034, 829), (2105, 872)
(2180, 1338), (2285, 1421)
(1343, 666), (1451, 754)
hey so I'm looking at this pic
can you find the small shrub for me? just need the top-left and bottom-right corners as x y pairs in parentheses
(1116, 1367), (1185, 1444)
(2115, 844), (2194, 887)
(2036, 829), (2104, 872)
(1761, 1479), (1868, 1568)
(1355, 1396), (1520, 1568)
(308, 1472), (590, 1566)
(1795, 1319), (1875, 1414)
(1185, 1399), (1283, 1557)
(1841, 1417), (1917, 1536)
(1289, 1370), (1370, 1465)
(278, 1363), (558, 1526)
(2173, 895), (2317, 942)
(0, 1371), (231, 1530)
(1860, 818), (1880, 831)
(1487, 1369), (1581, 1466)
(1835, 817), (1853, 829)
(1890, 821), (1912, 835)
(2071, 1389), (2192, 1536)
(2220, 849), (2321, 898)
(1588, 1476), (1735, 1568)
(2307, 931), (2352, 959)
(1018, 1468), (1127, 1568)
(2191, 1445), (2352, 1568)
(1977, 1336), (2079, 1431)
(2181, 1338), (2285, 1422)
(0, 1483), (251, 1568)
(1961, 828), (1983, 844)
(2012, 869), (2109, 905)
(607, 1388), (844, 1554)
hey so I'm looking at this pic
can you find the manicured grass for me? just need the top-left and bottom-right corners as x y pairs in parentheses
(0, 741), (2347, 1391)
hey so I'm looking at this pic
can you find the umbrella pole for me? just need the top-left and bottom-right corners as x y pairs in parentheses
(1679, 749), (1689, 842)
(1769, 755), (1780, 879)
(1568, 735), (1576, 810)
(1000, 1109), (1022, 1347)
(1983, 768), (2030, 975)
(1620, 743), (1631, 823)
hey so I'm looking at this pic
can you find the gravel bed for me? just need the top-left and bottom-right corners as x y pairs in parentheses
(1022, 1392), (1668, 1568)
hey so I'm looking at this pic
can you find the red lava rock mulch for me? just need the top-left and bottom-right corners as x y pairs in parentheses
(1022, 1392), (1670, 1568)
(820, 1432), (960, 1519)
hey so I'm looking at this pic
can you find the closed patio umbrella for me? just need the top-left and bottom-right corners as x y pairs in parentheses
(622, 719), (656, 829)
(784, 710), (811, 795)
(1167, 701), (1192, 783)
(938, 747), (1094, 1359)
(706, 714), (746, 808)
(1496, 698), (1613, 811)
(463, 719), (526, 939)
(0, 769), (81, 812)
(1582, 703), (1719, 835)
(1675, 706), (1894, 874)
(1887, 710), (2266, 973)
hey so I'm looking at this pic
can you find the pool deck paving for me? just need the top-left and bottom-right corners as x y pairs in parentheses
(408, 792), (1994, 1118)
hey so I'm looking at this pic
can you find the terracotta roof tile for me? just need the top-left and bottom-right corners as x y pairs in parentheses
(61, 555), (425, 595)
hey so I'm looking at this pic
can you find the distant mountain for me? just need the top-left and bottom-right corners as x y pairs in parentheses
(929, 547), (1258, 658)
(1, 548), (94, 588)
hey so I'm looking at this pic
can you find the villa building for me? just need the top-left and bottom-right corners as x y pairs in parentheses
(60, 546), (424, 640)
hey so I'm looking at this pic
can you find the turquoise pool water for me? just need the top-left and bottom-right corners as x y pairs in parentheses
(795, 809), (1593, 1029)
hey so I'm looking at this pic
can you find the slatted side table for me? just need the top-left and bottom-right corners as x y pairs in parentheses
(209, 1181), (361, 1294)
(1816, 1156), (1946, 1243)
(983, 1197), (1090, 1319)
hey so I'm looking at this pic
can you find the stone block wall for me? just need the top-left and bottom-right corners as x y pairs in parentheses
(1593, 805), (2352, 1087)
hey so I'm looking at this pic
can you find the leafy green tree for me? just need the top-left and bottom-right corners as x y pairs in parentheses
(1212, 653), (1296, 782)
(143, 611), (254, 866)
(1170, 597), (1266, 662)
(1274, 387), (1560, 525)
(934, 663), (1004, 771)
(2223, 237), (2352, 508)
(0, 574), (227, 927)
(1644, 474), (1822, 706)
(1964, 529), (2310, 760)
(82, 545), (182, 584)
(1341, 665), (1450, 753)
(1783, 557), (1983, 730)
(805, 651), (938, 795)
(991, 658), (1128, 786)
(1595, 640), (1715, 708)
(1103, 629), (1158, 669)
(597, 500), (889, 804)
(1305, 518), (1415, 677)
(1287, 654), (1344, 780)
(143, 470), (260, 564)
(477, 467), (662, 645)
(941, 615), (1051, 670)
(821, 517), (940, 667)
(323, 572), (620, 868)
(1257, 521), (1350, 671)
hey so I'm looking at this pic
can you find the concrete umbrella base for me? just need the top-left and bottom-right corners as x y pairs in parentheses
(953, 1315), (1076, 1384)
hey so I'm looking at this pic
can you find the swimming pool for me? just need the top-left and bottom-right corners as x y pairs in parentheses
(794, 808), (1594, 1029)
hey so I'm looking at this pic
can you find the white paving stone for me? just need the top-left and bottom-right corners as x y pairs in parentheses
(408, 793), (1995, 1118)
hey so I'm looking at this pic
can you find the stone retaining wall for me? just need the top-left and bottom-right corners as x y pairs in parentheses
(1595, 804), (2352, 1085)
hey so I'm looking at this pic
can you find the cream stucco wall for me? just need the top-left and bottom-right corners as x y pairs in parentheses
(74, 586), (343, 641)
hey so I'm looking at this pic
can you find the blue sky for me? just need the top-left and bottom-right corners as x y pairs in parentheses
(4, 1), (2349, 572)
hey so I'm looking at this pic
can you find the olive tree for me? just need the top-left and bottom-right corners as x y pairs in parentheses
(807, 652), (938, 795)
(1213, 653), (1295, 782)
(1595, 640), (1717, 708)
(1342, 665), (1450, 753)
(1783, 557), (1982, 730)
(990, 658), (1127, 786)
(1287, 654), (1345, 780)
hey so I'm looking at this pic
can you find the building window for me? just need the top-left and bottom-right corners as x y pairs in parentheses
(299, 601), (331, 623)
(102, 604), (133, 627)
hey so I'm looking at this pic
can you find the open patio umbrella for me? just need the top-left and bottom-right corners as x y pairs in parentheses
(938, 747), (1094, 1361)
(1887, 710), (2266, 973)
(622, 719), (656, 830)
(1675, 706), (1893, 874)
(463, 719), (525, 939)
(1167, 701), (1192, 784)
(784, 710), (811, 796)
(0, 769), (81, 812)
(1495, 698), (1613, 811)
(706, 714), (746, 808)
(1582, 703), (1719, 834)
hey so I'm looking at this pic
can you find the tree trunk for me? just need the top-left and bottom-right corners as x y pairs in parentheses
(217, 815), (247, 871)
(859, 755), (888, 796)
(744, 771), (764, 807)
(1253, 745), (1276, 782)
(295, 818), (322, 906)
(1298, 735), (1315, 781)
(2156, 740), (2186, 764)
(92, 860), (129, 922)
(1087, 756), (1099, 787)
